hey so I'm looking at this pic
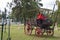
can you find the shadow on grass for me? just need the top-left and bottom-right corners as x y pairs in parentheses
(29, 34), (60, 39)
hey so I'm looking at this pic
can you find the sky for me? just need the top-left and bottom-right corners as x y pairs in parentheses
(0, 0), (58, 12)
(0, 0), (12, 11)
(40, 0), (58, 11)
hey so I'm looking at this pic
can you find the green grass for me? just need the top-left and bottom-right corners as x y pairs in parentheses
(0, 24), (60, 40)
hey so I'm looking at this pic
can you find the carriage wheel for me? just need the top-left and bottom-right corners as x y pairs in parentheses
(47, 30), (54, 36)
(35, 27), (43, 36)
(24, 24), (32, 35)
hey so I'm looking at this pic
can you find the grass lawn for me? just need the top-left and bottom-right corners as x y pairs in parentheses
(0, 24), (60, 40)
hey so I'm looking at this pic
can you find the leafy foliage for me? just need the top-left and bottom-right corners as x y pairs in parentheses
(54, 1), (60, 24)
(11, 0), (41, 22)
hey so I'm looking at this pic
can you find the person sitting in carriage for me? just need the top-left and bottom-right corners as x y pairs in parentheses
(36, 12), (47, 29)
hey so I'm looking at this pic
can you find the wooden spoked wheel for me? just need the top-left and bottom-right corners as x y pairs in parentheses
(47, 30), (54, 36)
(24, 24), (32, 35)
(35, 27), (43, 36)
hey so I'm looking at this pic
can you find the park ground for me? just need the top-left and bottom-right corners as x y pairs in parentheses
(0, 24), (60, 40)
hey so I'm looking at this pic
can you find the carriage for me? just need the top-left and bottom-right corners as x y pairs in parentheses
(24, 8), (55, 36)
(24, 15), (54, 36)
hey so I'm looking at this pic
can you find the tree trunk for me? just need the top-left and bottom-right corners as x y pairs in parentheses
(23, 15), (26, 34)
(54, 22), (58, 30)
(54, 11), (58, 30)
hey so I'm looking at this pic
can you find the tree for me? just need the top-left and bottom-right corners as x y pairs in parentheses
(11, 0), (43, 34)
(12, 0), (42, 24)
(53, 0), (60, 30)
(56, 1), (60, 24)
(55, 0), (60, 24)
